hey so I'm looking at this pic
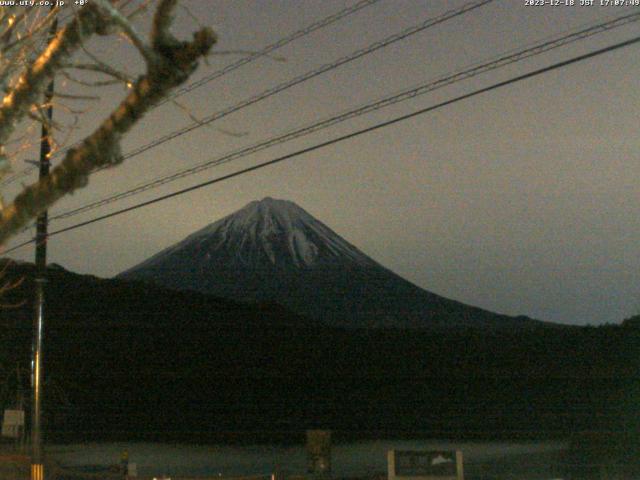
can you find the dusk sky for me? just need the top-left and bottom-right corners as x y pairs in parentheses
(2, 0), (639, 326)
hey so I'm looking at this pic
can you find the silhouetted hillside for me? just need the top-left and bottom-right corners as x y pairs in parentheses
(0, 259), (637, 444)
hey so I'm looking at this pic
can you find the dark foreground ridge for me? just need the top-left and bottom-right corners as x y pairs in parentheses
(1, 259), (637, 446)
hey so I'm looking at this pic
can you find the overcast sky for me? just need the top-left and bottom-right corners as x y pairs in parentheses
(3, 0), (639, 326)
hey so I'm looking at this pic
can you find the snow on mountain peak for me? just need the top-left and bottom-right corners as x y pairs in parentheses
(139, 198), (377, 270)
(216, 197), (375, 267)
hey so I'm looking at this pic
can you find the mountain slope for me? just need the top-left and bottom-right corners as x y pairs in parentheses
(120, 197), (541, 328)
(2, 259), (631, 444)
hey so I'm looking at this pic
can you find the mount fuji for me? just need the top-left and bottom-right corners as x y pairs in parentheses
(119, 197), (541, 328)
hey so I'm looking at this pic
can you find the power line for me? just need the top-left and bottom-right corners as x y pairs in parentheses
(4, 237), (33, 255)
(49, 11), (640, 222)
(3, 0), (493, 189)
(4, 34), (637, 254)
(158, 0), (384, 106)
(0, 0), (384, 187)
(104, 0), (494, 165)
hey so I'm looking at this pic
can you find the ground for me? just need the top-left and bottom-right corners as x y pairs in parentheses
(0, 445), (28, 480)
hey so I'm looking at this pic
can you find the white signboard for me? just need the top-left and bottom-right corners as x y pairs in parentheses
(388, 450), (464, 480)
(2, 409), (25, 439)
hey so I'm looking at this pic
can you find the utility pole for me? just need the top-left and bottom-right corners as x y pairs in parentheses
(31, 9), (57, 480)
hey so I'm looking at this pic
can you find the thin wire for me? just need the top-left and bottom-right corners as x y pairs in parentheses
(3, 237), (35, 254)
(158, 0), (385, 106)
(103, 0), (494, 166)
(0, 0), (384, 187)
(1, 0), (493, 198)
(50, 11), (640, 222)
(3, 34), (629, 251)
(3, 0), (494, 188)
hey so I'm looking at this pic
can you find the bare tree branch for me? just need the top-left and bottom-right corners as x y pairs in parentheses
(0, 2), (216, 245)
(62, 61), (133, 85)
(0, 258), (25, 308)
(93, 0), (156, 63)
(59, 68), (123, 88)
(0, 5), (111, 172)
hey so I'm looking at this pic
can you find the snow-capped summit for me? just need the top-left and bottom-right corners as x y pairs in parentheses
(177, 197), (377, 268)
(120, 198), (541, 329)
